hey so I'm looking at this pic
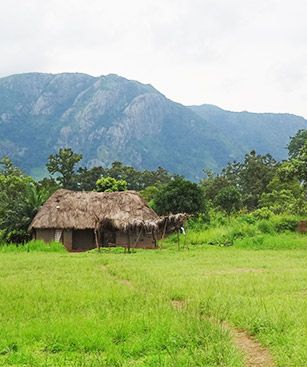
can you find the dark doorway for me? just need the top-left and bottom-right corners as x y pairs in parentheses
(101, 231), (116, 246)
(72, 230), (96, 251)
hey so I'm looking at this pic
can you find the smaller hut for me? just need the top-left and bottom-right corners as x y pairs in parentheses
(297, 221), (307, 233)
(29, 189), (187, 251)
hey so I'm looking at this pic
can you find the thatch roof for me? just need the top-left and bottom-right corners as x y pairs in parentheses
(29, 189), (159, 232)
(155, 213), (189, 233)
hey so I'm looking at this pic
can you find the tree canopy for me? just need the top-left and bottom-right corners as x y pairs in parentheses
(154, 177), (206, 215)
(288, 129), (307, 158)
(46, 148), (82, 189)
(96, 177), (128, 192)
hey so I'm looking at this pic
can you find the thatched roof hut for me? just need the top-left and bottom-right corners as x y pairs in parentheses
(30, 189), (187, 251)
(30, 189), (158, 232)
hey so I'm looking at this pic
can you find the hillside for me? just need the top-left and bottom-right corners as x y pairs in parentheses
(0, 72), (306, 179)
(191, 104), (307, 161)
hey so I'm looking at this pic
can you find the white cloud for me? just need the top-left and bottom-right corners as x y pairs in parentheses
(0, 0), (306, 117)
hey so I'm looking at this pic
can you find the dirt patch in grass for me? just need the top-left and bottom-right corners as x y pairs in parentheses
(171, 299), (187, 311)
(222, 322), (275, 367)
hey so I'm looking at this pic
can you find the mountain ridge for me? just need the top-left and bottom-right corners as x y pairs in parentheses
(0, 72), (306, 180)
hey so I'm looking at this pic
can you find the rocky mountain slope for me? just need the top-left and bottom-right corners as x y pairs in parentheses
(0, 72), (306, 179)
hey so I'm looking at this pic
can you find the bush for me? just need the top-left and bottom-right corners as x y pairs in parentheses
(251, 207), (274, 220)
(209, 211), (228, 226)
(271, 215), (299, 232)
(257, 220), (275, 234)
(238, 214), (257, 224)
(187, 213), (210, 231)
(229, 223), (257, 240)
(6, 229), (31, 244)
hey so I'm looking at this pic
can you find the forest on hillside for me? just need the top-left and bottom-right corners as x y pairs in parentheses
(0, 129), (306, 243)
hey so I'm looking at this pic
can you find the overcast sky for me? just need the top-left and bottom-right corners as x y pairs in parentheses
(0, 0), (306, 117)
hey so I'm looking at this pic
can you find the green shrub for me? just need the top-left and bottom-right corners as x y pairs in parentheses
(257, 220), (275, 234)
(229, 223), (257, 240)
(209, 211), (228, 226)
(238, 214), (257, 224)
(271, 215), (299, 232)
(251, 207), (274, 220)
(6, 229), (31, 244)
(187, 214), (210, 231)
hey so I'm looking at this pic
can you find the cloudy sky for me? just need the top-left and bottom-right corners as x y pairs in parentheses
(0, 0), (306, 117)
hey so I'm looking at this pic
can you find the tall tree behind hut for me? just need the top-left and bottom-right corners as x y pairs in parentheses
(46, 148), (82, 190)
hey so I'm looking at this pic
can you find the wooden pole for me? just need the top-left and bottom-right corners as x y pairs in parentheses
(183, 226), (189, 250)
(98, 230), (102, 249)
(127, 231), (131, 254)
(94, 229), (100, 252)
(133, 228), (142, 249)
(160, 218), (168, 249)
(152, 230), (157, 248)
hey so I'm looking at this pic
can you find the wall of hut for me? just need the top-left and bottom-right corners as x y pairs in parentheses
(34, 229), (55, 244)
(33, 228), (157, 251)
(116, 231), (157, 249)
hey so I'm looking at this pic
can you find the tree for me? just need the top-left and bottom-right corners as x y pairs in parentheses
(0, 174), (50, 242)
(288, 129), (307, 158)
(257, 134), (307, 215)
(214, 186), (242, 215)
(96, 176), (127, 192)
(37, 177), (59, 196)
(140, 185), (159, 208)
(76, 166), (106, 191)
(74, 162), (174, 192)
(279, 141), (307, 186)
(200, 169), (233, 205)
(103, 162), (174, 191)
(154, 177), (206, 215)
(289, 141), (307, 184)
(0, 156), (54, 243)
(0, 156), (23, 177)
(259, 189), (307, 215)
(46, 148), (82, 189)
(223, 151), (278, 210)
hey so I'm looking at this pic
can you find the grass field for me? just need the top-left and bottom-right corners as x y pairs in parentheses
(0, 233), (306, 366)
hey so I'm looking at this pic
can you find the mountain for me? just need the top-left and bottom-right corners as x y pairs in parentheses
(0, 72), (306, 180)
(190, 104), (307, 161)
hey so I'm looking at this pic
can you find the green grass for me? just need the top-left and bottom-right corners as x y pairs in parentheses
(0, 233), (306, 366)
(0, 240), (65, 253)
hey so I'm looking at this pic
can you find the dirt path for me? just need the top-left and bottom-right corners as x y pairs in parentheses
(222, 322), (275, 367)
(170, 300), (275, 367)
(103, 263), (275, 367)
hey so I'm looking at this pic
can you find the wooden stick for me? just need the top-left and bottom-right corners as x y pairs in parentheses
(94, 229), (100, 252)
(152, 230), (157, 248)
(127, 231), (131, 253)
(160, 218), (168, 249)
(133, 229), (142, 249)
(183, 226), (189, 250)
